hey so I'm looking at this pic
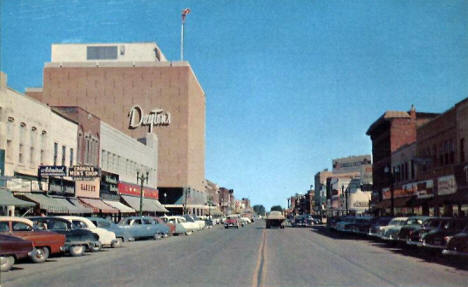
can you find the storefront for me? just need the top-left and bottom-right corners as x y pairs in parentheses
(0, 188), (35, 216)
(119, 182), (168, 215)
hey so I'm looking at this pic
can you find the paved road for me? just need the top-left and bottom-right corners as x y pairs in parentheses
(1, 222), (467, 287)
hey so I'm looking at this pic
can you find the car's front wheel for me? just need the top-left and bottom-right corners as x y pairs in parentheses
(0, 256), (15, 272)
(90, 242), (102, 252)
(31, 247), (49, 263)
(112, 238), (123, 248)
(69, 245), (85, 256)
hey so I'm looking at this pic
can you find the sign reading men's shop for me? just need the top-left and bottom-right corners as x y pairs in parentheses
(69, 166), (101, 180)
(38, 165), (67, 177)
(128, 105), (171, 132)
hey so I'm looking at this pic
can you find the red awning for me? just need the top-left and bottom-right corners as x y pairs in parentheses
(79, 197), (119, 214)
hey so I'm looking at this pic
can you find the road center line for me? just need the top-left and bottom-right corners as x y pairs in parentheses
(252, 229), (266, 287)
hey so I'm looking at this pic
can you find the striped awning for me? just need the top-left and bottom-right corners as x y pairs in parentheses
(121, 195), (168, 213)
(103, 200), (135, 213)
(0, 189), (36, 208)
(21, 193), (69, 214)
(68, 197), (94, 213)
(78, 197), (119, 214)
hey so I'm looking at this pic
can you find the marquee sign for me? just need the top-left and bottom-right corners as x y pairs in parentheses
(128, 105), (171, 132)
(39, 166), (67, 177)
(69, 166), (100, 180)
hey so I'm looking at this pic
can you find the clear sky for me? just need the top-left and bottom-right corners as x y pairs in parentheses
(1, 0), (467, 210)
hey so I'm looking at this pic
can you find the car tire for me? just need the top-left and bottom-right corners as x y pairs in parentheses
(31, 247), (49, 263)
(112, 238), (123, 248)
(185, 231), (192, 236)
(153, 233), (163, 240)
(69, 245), (85, 256)
(0, 256), (15, 272)
(90, 242), (102, 252)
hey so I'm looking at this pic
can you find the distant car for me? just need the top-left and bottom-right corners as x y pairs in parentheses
(119, 216), (169, 240)
(265, 211), (285, 229)
(377, 217), (408, 241)
(163, 216), (197, 235)
(420, 218), (468, 252)
(160, 216), (188, 235)
(0, 216), (66, 263)
(29, 216), (100, 256)
(443, 225), (468, 257)
(406, 217), (452, 246)
(396, 216), (431, 243)
(184, 215), (205, 230)
(368, 217), (393, 237)
(152, 217), (174, 236)
(58, 216), (117, 250)
(351, 216), (375, 235)
(0, 234), (35, 272)
(224, 216), (241, 229)
(240, 217), (252, 226)
(335, 216), (357, 233)
(88, 217), (132, 245)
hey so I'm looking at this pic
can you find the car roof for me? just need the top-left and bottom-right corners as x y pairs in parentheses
(0, 216), (34, 225)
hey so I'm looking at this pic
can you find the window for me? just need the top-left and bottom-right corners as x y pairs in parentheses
(54, 142), (58, 165)
(62, 145), (66, 166)
(6, 117), (14, 140)
(0, 222), (9, 232)
(12, 222), (33, 231)
(87, 46), (118, 60)
(411, 160), (415, 179)
(70, 148), (74, 167)
(404, 162), (409, 180)
(18, 123), (26, 164)
(461, 138), (466, 162)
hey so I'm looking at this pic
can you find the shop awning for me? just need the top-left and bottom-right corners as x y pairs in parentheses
(374, 197), (414, 209)
(68, 197), (94, 213)
(79, 197), (119, 214)
(0, 189), (36, 207)
(50, 196), (93, 214)
(103, 200), (135, 213)
(22, 193), (69, 214)
(121, 195), (168, 213)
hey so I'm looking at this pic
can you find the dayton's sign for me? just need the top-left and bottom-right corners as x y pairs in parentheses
(128, 105), (171, 132)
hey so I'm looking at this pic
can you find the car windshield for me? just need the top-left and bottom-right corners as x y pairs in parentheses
(406, 218), (423, 225)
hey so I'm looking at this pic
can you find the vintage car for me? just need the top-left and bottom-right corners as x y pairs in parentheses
(59, 216), (117, 250)
(224, 215), (241, 229)
(442, 225), (468, 256)
(0, 234), (35, 271)
(118, 216), (169, 240)
(29, 216), (100, 256)
(396, 216), (432, 243)
(240, 217), (252, 226)
(406, 217), (452, 246)
(152, 216), (174, 236)
(184, 214), (205, 230)
(265, 211), (286, 229)
(420, 218), (468, 251)
(0, 216), (66, 263)
(368, 217), (393, 237)
(162, 216), (191, 235)
(88, 217), (132, 244)
(335, 216), (357, 233)
(292, 215), (313, 227)
(351, 216), (376, 235)
(377, 217), (408, 241)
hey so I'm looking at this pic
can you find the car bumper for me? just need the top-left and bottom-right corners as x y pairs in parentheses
(406, 240), (420, 246)
(442, 249), (468, 256)
(421, 242), (444, 249)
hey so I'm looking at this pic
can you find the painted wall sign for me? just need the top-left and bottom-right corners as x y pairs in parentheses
(118, 182), (158, 199)
(128, 105), (171, 132)
(69, 166), (100, 179)
(438, 175), (457, 196)
(39, 166), (67, 177)
(75, 178), (100, 198)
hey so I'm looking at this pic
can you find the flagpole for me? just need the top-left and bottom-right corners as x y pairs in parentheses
(181, 18), (184, 61)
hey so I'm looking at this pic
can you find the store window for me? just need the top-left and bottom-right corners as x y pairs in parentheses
(70, 148), (74, 167)
(54, 142), (58, 165)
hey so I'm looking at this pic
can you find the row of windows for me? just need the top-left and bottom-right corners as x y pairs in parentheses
(101, 149), (154, 183)
(420, 138), (457, 168)
(392, 160), (415, 183)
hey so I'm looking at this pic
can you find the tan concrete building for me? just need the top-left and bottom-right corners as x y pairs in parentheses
(27, 43), (206, 209)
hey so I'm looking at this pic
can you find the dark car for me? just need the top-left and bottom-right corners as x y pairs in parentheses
(351, 216), (376, 235)
(406, 217), (452, 246)
(421, 218), (468, 252)
(442, 225), (468, 257)
(368, 217), (393, 238)
(396, 216), (432, 243)
(29, 216), (100, 256)
(0, 234), (35, 272)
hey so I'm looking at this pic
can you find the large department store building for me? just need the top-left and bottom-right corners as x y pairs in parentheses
(27, 42), (206, 215)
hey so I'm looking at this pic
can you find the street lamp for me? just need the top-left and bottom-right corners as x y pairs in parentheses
(137, 170), (149, 217)
(163, 192), (167, 204)
(384, 165), (396, 217)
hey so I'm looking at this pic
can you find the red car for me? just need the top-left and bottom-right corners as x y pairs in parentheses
(153, 216), (174, 236)
(0, 234), (35, 271)
(0, 216), (66, 263)
(224, 216), (241, 229)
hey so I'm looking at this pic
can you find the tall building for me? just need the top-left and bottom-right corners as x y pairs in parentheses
(27, 42), (206, 214)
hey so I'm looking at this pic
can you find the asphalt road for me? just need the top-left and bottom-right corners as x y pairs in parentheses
(1, 222), (467, 287)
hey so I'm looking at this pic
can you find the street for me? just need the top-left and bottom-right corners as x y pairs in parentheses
(1, 222), (467, 287)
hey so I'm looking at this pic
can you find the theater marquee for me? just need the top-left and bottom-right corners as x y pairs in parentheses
(128, 105), (171, 132)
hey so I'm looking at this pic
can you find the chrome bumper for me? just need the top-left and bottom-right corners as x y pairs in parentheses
(442, 249), (468, 256)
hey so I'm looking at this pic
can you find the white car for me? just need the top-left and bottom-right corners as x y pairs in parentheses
(240, 217), (252, 225)
(59, 216), (117, 250)
(187, 215), (206, 230)
(163, 216), (199, 235)
(377, 217), (409, 240)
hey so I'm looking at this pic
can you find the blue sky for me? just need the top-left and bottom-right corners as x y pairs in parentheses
(1, 0), (467, 209)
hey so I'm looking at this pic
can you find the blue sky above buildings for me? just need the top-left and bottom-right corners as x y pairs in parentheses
(1, 0), (467, 209)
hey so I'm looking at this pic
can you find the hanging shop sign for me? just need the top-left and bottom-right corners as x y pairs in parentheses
(100, 172), (119, 195)
(118, 182), (158, 199)
(128, 105), (171, 132)
(49, 178), (75, 195)
(75, 178), (100, 198)
(416, 180), (434, 199)
(69, 166), (100, 180)
(437, 175), (457, 196)
(39, 166), (67, 177)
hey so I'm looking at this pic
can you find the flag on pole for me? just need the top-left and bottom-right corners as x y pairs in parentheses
(182, 8), (191, 22)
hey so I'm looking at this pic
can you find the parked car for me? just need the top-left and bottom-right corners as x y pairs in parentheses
(0, 216), (66, 263)
(119, 216), (169, 240)
(335, 216), (357, 233)
(59, 216), (117, 250)
(351, 216), (375, 235)
(442, 225), (468, 257)
(396, 216), (432, 243)
(293, 215), (313, 227)
(406, 217), (452, 246)
(224, 215), (241, 229)
(0, 234), (35, 272)
(377, 217), (408, 241)
(163, 216), (197, 235)
(184, 215), (205, 230)
(240, 217), (252, 226)
(152, 216), (174, 236)
(420, 218), (468, 252)
(88, 217), (133, 245)
(29, 216), (100, 256)
(368, 217), (393, 237)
